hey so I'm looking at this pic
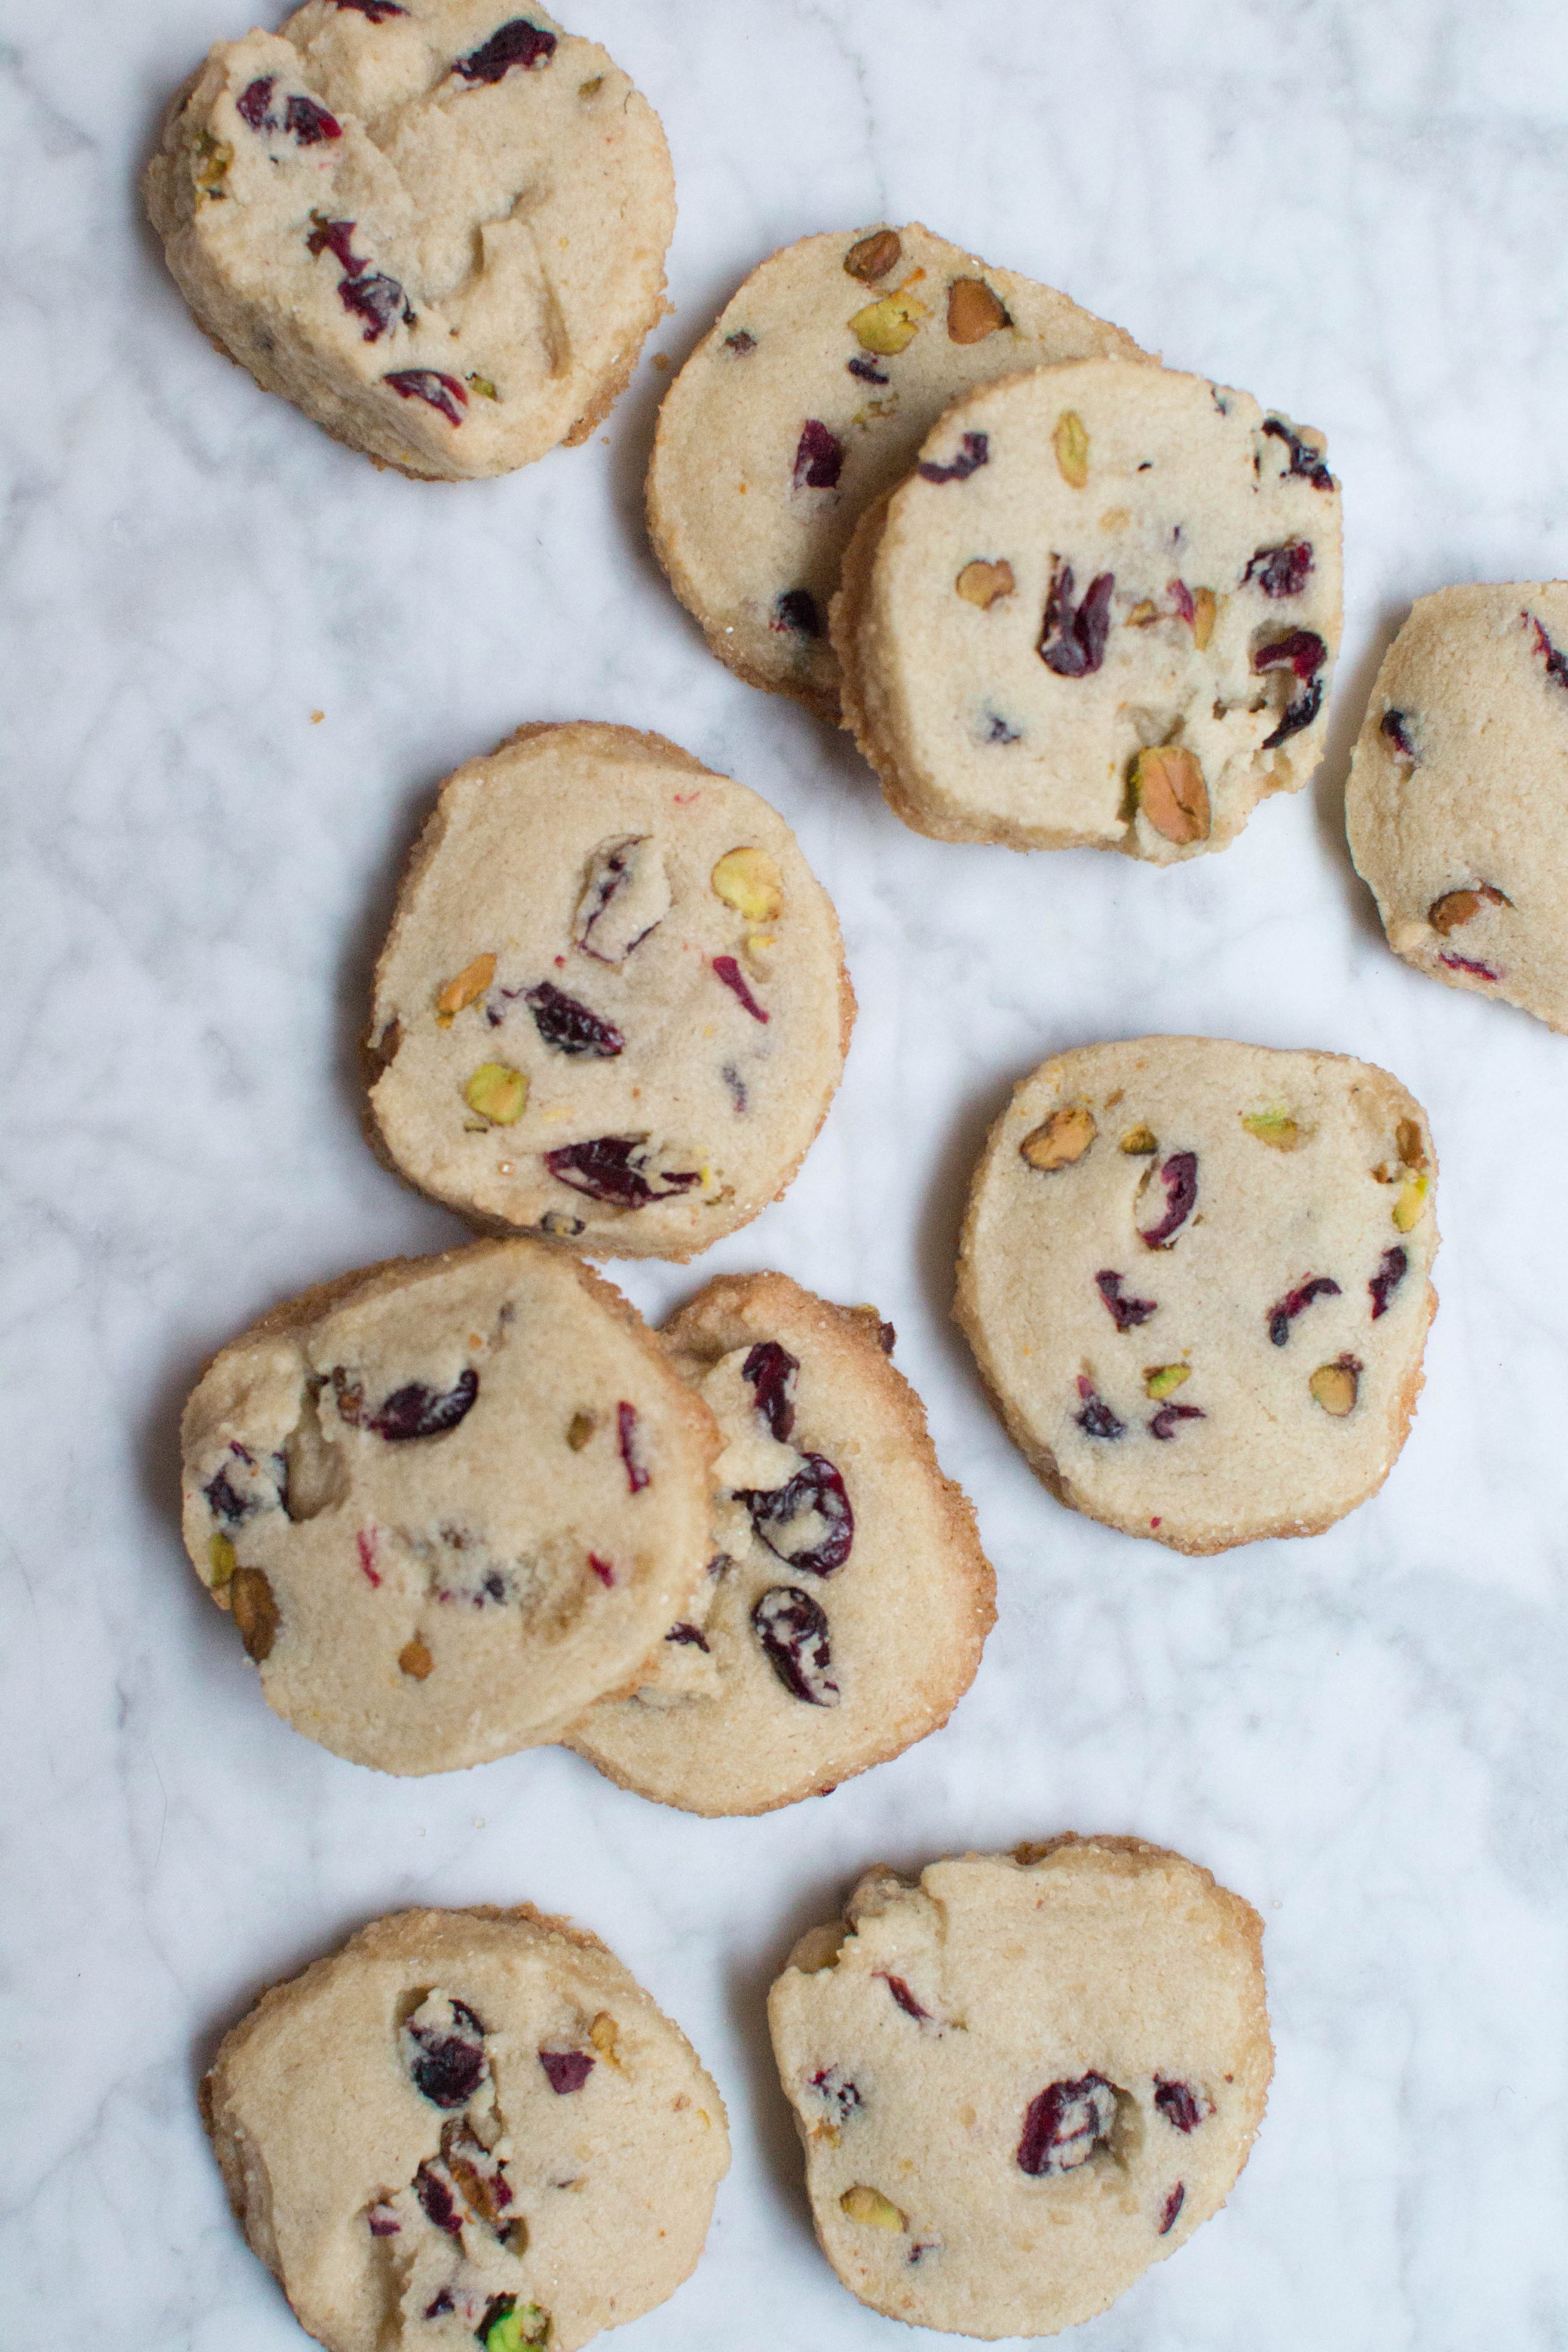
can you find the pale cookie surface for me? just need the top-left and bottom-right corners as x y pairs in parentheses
(180, 1238), (717, 1771)
(834, 360), (1342, 856)
(365, 723), (853, 1260)
(568, 1274), (995, 1815)
(768, 1838), (1270, 2340)
(956, 1036), (1436, 1552)
(203, 1905), (728, 2352)
(646, 225), (1146, 719)
(1346, 582), (1568, 1033)
(144, 2), (673, 480)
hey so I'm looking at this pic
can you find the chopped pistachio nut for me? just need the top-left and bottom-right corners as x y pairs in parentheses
(955, 559), (1016, 609)
(208, 1531), (236, 1588)
(1242, 1108), (1300, 1150)
(589, 2011), (620, 2066)
(1145, 1364), (1191, 1401)
(1392, 1173), (1429, 1232)
(467, 374), (500, 401)
(1429, 883), (1509, 935)
(578, 74), (603, 96)
(1126, 600), (1160, 627)
(841, 2184), (907, 2231)
(711, 845), (783, 922)
(1052, 408), (1090, 489)
(1134, 745), (1211, 846)
(482, 2305), (550, 2352)
(193, 130), (232, 197)
(1020, 1106), (1096, 1172)
(567, 1411), (597, 1450)
(464, 1063), (527, 1125)
(1395, 1118), (1427, 1172)
(229, 1567), (279, 1663)
(946, 277), (1009, 344)
(1309, 1357), (1360, 1417)
(1191, 587), (1218, 650)
(850, 288), (928, 356)
(844, 227), (902, 282)
(436, 952), (497, 1025)
(1118, 1123), (1158, 1155)
(399, 1637), (434, 1681)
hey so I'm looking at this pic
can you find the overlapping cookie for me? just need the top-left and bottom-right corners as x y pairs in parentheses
(145, 2), (674, 479)
(181, 1238), (717, 1771)
(570, 1273), (995, 1815)
(834, 359), (1342, 855)
(647, 225), (1146, 718)
(203, 1905), (728, 2351)
(364, 723), (853, 1261)
(956, 1036), (1437, 1551)
(768, 1838), (1270, 2339)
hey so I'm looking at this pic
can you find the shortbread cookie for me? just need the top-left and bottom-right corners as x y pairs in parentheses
(364, 723), (854, 1261)
(181, 1238), (717, 1771)
(646, 226), (1146, 719)
(1346, 583), (1568, 1032)
(956, 1036), (1436, 1552)
(769, 1837), (1270, 2340)
(834, 360), (1342, 856)
(144, 3), (673, 480)
(203, 1905), (728, 2352)
(569, 1275), (995, 1815)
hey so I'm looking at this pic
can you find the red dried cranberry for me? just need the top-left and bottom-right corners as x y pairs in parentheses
(204, 1447), (258, 1525)
(384, 370), (467, 425)
(1368, 1246), (1408, 1320)
(588, 1553), (615, 1589)
(368, 1368), (478, 1441)
(1017, 2075), (1118, 2176)
(306, 216), (366, 273)
(1159, 2182), (1185, 2234)
(725, 330), (756, 355)
(538, 2048), (594, 2095)
(1168, 579), (1195, 624)
(334, 0), (407, 15)
(918, 430), (989, 483)
(414, 2162), (462, 2234)
(810, 2065), (863, 2121)
(285, 94), (342, 143)
(1153, 2078), (1209, 2133)
(985, 712), (1022, 743)
(712, 954), (769, 1023)
(878, 1973), (930, 2022)
(1148, 1401), (1204, 1441)
(424, 2290), (456, 2319)
(1244, 540), (1314, 598)
(1254, 629), (1327, 748)
(1074, 1376), (1125, 1440)
(524, 981), (624, 1058)
(405, 1997), (488, 2108)
(1267, 1275), (1341, 1346)
(545, 1137), (701, 1208)
(666, 1622), (710, 1649)
(1095, 1269), (1158, 1331)
(236, 77), (275, 129)
(773, 587), (823, 636)
(1261, 417), (1334, 491)
(1138, 1150), (1197, 1248)
(1439, 951), (1499, 980)
(617, 1400), (648, 1493)
(1381, 708), (1417, 761)
(793, 420), (844, 490)
(454, 18), (557, 82)
(367, 2203), (401, 2236)
(1526, 612), (1568, 691)
(752, 1585), (837, 1705)
(341, 272), (412, 340)
(1038, 563), (1114, 677)
(743, 1340), (799, 1440)
(737, 1455), (854, 1575)
(847, 355), (889, 383)
(722, 1063), (748, 1113)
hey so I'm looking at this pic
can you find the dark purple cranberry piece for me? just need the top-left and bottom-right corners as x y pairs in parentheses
(454, 18), (557, 82)
(341, 272), (412, 341)
(1017, 2074), (1118, 2176)
(712, 954), (769, 1022)
(384, 369), (468, 425)
(587, 1553), (615, 1589)
(743, 1340), (799, 1440)
(1261, 416), (1334, 491)
(810, 2065), (863, 2122)
(985, 712), (1021, 744)
(414, 2162), (462, 2235)
(1243, 539), (1314, 598)
(666, 1621), (710, 1650)
(1527, 612), (1568, 691)
(334, 0), (408, 16)
(1159, 2182), (1185, 2234)
(1038, 563), (1115, 678)
(1148, 1401), (1205, 1441)
(773, 587), (823, 636)
(1254, 628), (1328, 684)
(236, 77), (275, 129)
(285, 93), (342, 143)
(847, 355), (889, 383)
(424, 2290), (456, 2320)
(725, 330), (756, 355)
(722, 1063), (748, 1113)
(1074, 1376), (1125, 1440)
(204, 1450), (256, 1525)
(1153, 2078), (1208, 2133)
(1439, 951), (1499, 979)
(545, 1137), (701, 1208)
(793, 419), (844, 490)
(524, 981), (624, 1058)
(368, 1368), (478, 1441)
(306, 216), (366, 273)
(918, 429), (989, 484)
(538, 2048), (595, 2095)
(1095, 1269), (1158, 1331)
(1381, 707), (1417, 762)
(1139, 1150), (1198, 1248)
(752, 1585), (837, 1705)
(617, 1400), (647, 1494)
(367, 2204), (400, 2236)
(405, 1997), (488, 2108)
(1262, 672), (1323, 747)
(1368, 1246), (1408, 1321)
(737, 1454), (854, 1575)
(1267, 1275), (1341, 1347)
(878, 1973), (930, 2022)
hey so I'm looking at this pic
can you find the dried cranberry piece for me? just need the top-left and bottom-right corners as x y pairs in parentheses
(1159, 2182), (1185, 2234)
(847, 355), (889, 383)
(1038, 563), (1114, 677)
(1074, 1376), (1125, 1440)
(414, 2161), (462, 2235)
(340, 272), (412, 340)
(334, 0), (408, 16)
(617, 1400), (647, 1493)
(918, 430), (989, 484)
(752, 1585), (837, 1705)
(1381, 708), (1417, 761)
(538, 2048), (594, 2095)
(236, 77), (275, 129)
(725, 330), (756, 355)
(367, 2203), (401, 2236)
(743, 1340), (799, 1440)
(666, 1622), (710, 1650)
(1439, 951), (1499, 979)
(1149, 1401), (1204, 1441)
(1263, 673), (1323, 747)
(306, 216), (366, 273)
(424, 2289), (456, 2319)
(1153, 2078), (1208, 2133)
(793, 420), (844, 490)
(1267, 1275), (1341, 1346)
(1168, 579), (1196, 624)
(384, 369), (468, 425)
(811, 2065), (863, 2122)
(1139, 1150), (1197, 1248)
(1017, 2075), (1118, 2176)
(1095, 1269), (1157, 1331)
(878, 1973), (930, 2022)
(773, 587), (823, 636)
(1254, 629), (1328, 748)
(204, 1455), (255, 1525)
(524, 981), (624, 1058)
(1261, 417), (1334, 491)
(368, 1368), (478, 1441)
(1526, 612), (1568, 690)
(712, 955), (769, 1022)
(1243, 540), (1314, 598)
(285, 94), (342, 143)
(454, 18), (557, 82)
(737, 1454), (854, 1575)
(405, 1997), (488, 2108)
(587, 1553), (615, 1589)
(723, 1063), (748, 1113)
(1369, 1246), (1408, 1320)
(546, 1137), (701, 1208)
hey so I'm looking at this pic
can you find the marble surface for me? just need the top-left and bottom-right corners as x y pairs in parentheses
(6, 0), (1568, 2343)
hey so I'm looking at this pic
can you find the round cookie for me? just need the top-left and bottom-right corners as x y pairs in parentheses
(568, 1274), (995, 1815)
(203, 1904), (729, 2352)
(364, 723), (854, 1261)
(180, 1238), (718, 1771)
(955, 1036), (1437, 1553)
(834, 359), (1343, 856)
(646, 225), (1147, 720)
(1346, 582), (1568, 1032)
(768, 1837), (1270, 2340)
(144, 2), (673, 481)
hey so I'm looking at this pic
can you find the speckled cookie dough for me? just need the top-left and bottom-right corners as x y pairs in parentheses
(955, 1036), (1437, 1553)
(569, 1273), (995, 1815)
(834, 359), (1342, 855)
(144, 1), (674, 480)
(363, 723), (854, 1261)
(203, 1905), (729, 2352)
(180, 1238), (718, 1771)
(1346, 582), (1568, 1033)
(768, 1838), (1270, 2340)
(646, 225), (1147, 718)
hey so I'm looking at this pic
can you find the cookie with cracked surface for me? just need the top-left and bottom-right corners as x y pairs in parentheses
(768, 1838), (1270, 2340)
(834, 360), (1342, 854)
(364, 722), (853, 1261)
(955, 1036), (1436, 1553)
(203, 1904), (728, 2352)
(646, 225), (1147, 720)
(181, 1237), (718, 1771)
(568, 1273), (995, 1815)
(143, 2), (673, 480)
(1346, 583), (1568, 1032)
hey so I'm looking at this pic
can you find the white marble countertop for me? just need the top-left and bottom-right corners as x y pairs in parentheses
(6, 0), (1568, 2344)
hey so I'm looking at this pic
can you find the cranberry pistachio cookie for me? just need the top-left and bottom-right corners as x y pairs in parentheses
(203, 1905), (728, 2352)
(143, 2), (674, 480)
(956, 1037), (1436, 1552)
(834, 360), (1342, 854)
(569, 1274), (995, 1815)
(646, 225), (1147, 719)
(768, 1837), (1270, 2339)
(1346, 584), (1568, 1031)
(364, 723), (853, 1259)
(181, 1238), (718, 1771)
